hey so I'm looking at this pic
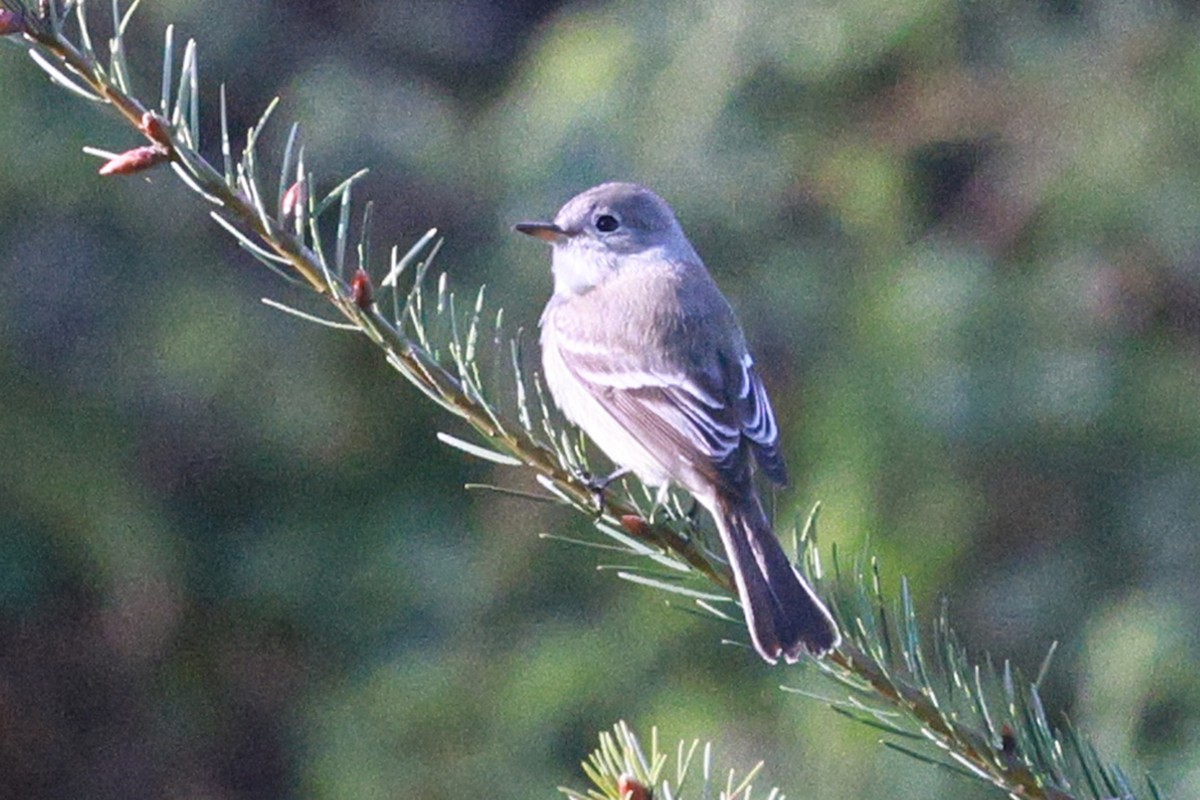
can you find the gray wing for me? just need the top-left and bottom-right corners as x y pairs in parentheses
(555, 339), (788, 491)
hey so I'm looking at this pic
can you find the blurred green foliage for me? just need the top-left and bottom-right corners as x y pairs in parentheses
(3, 0), (1200, 798)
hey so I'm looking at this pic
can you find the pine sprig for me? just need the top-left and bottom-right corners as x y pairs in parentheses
(561, 721), (783, 800)
(1, 4), (1163, 799)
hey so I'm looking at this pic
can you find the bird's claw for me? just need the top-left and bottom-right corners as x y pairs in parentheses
(581, 467), (631, 517)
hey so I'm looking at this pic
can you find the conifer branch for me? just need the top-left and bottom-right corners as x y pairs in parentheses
(562, 721), (783, 800)
(0, 3), (1163, 799)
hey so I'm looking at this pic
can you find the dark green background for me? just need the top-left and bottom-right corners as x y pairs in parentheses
(2, 1), (1199, 797)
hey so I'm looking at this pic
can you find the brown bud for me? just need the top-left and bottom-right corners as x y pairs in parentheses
(0, 9), (22, 36)
(1000, 723), (1017, 756)
(351, 268), (373, 310)
(139, 112), (171, 146)
(98, 145), (169, 176)
(282, 179), (305, 218)
(997, 722), (1022, 770)
(617, 774), (651, 800)
(618, 515), (649, 539)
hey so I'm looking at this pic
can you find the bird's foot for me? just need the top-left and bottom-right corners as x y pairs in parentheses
(581, 467), (630, 517)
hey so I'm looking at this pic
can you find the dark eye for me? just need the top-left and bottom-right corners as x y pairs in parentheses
(595, 214), (620, 233)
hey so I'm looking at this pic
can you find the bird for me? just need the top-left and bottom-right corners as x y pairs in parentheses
(515, 182), (840, 663)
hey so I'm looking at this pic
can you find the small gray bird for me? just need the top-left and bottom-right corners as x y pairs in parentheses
(516, 182), (840, 663)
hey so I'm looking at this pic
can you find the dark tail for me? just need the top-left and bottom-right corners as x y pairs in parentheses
(713, 490), (840, 663)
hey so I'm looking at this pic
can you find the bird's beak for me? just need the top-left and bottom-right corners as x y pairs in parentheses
(514, 221), (567, 244)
